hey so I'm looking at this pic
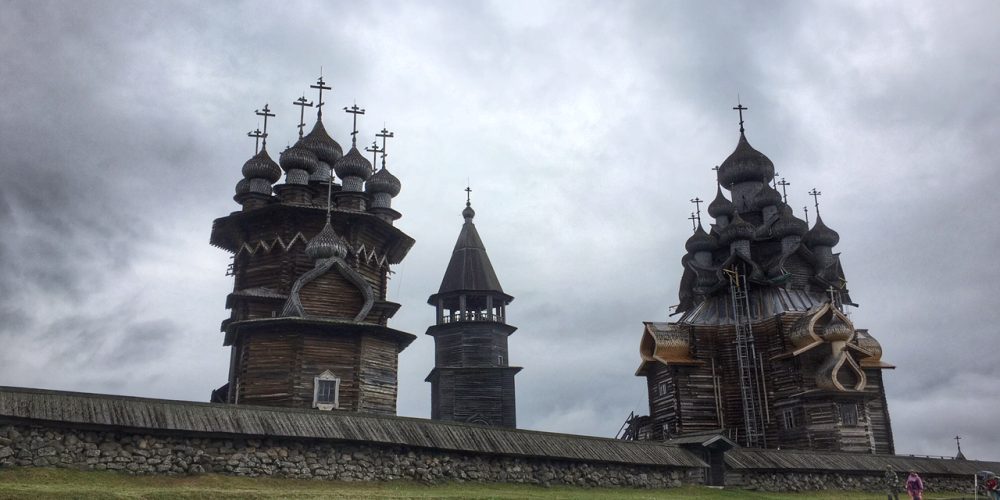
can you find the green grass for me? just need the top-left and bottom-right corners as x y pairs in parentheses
(0, 467), (971, 500)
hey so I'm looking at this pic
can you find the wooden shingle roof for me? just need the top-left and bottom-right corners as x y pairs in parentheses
(0, 386), (706, 468)
(727, 448), (1000, 475)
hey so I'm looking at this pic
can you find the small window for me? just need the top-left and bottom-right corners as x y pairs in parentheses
(313, 370), (340, 410)
(781, 408), (799, 429)
(658, 381), (668, 397)
(839, 403), (858, 426)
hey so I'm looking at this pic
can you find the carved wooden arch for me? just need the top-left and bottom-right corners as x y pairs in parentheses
(281, 256), (375, 322)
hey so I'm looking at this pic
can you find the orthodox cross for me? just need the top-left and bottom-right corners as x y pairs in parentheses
(344, 103), (365, 146)
(364, 140), (382, 173)
(293, 95), (314, 139)
(310, 76), (331, 119)
(711, 165), (720, 186)
(808, 188), (822, 216)
(254, 104), (275, 150)
(465, 185), (472, 207)
(247, 128), (264, 155)
(733, 99), (748, 133)
(955, 435), (963, 455)
(772, 171), (780, 189)
(777, 178), (790, 204)
(376, 127), (394, 170)
(688, 212), (698, 232)
(826, 286), (840, 309)
(690, 197), (703, 226)
(803, 205), (809, 225)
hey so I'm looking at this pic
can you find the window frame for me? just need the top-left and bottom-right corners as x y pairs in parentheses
(313, 370), (341, 410)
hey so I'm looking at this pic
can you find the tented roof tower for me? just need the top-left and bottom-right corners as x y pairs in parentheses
(425, 194), (520, 428)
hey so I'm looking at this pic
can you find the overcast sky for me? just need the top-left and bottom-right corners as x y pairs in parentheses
(2, 0), (998, 460)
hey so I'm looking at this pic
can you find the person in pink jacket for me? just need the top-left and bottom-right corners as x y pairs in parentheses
(905, 470), (925, 500)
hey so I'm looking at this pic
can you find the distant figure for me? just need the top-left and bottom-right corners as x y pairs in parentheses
(884, 465), (900, 500)
(905, 470), (925, 500)
(983, 471), (1000, 500)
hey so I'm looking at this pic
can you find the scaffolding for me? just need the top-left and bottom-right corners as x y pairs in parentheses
(725, 264), (766, 448)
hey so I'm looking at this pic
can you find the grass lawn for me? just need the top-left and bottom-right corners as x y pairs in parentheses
(0, 468), (972, 500)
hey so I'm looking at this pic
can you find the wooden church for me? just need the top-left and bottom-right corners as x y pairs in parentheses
(424, 193), (520, 428)
(632, 107), (895, 453)
(209, 77), (416, 415)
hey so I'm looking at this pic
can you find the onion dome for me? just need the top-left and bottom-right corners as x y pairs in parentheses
(820, 310), (853, 342)
(707, 185), (735, 218)
(309, 161), (332, 183)
(305, 222), (349, 260)
(246, 177), (272, 194)
(462, 204), (475, 220)
(717, 133), (775, 187)
(298, 120), (343, 165)
(241, 149), (282, 183)
(235, 178), (250, 195)
(333, 146), (373, 181)
(685, 224), (718, 253)
(752, 183), (782, 211)
(365, 167), (401, 197)
(718, 211), (755, 245)
(772, 204), (808, 238)
(279, 145), (319, 174)
(854, 330), (883, 362)
(803, 214), (840, 248)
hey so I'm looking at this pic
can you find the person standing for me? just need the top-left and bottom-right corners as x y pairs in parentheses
(905, 470), (925, 500)
(884, 465), (900, 500)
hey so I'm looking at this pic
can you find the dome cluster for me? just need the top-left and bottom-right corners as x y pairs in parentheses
(232, 86), (403, 211)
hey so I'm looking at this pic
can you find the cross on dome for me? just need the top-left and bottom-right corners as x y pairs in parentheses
(293, 94), (314, 139)
(690, 197), (703, 226)
(365, 140), (382, 172)
(808, 188), (822, 216)
(310, 74), (331, 119)
(733, 98), (748, 133)
(247, 128), (264, 154)
(376, 127), (394, 170)
(344, 103), (365, 146)
(777, 178), (791, 204)
(254, 104), (275, 150)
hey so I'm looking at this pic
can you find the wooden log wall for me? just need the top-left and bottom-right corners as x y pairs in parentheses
(653, 310), (893, 454)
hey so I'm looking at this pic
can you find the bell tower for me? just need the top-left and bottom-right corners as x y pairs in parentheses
(210, 76), (415, 415)
(425, 191), (520, 428)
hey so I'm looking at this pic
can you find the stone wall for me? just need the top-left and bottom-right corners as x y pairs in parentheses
(0, 423), (701, 488)
(731, 471), (976, 494)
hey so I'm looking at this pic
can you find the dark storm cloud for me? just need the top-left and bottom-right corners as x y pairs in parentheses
(2, 0), (998, 461)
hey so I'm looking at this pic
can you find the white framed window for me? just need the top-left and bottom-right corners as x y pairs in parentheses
(313, 370), (340, 410)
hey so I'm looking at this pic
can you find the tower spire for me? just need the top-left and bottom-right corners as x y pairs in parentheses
(254, 104), (275, 150)
(293, 94), (314, 139)
(733, 97), (748, 133)
(809, 188), (822, 217)
(344, 103), (365, 146)
(376, 126), (394, 171)
(310, 75), (331, 120)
